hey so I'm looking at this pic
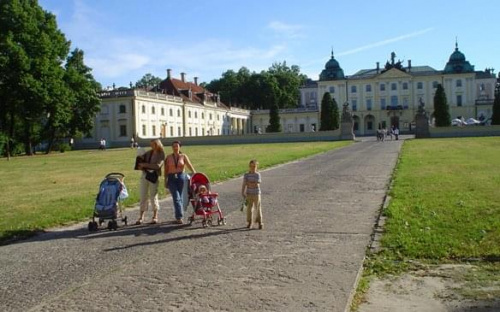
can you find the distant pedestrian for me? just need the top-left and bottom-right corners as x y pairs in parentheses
(241, 159), (263, 229)
(394, 127), (400, 140)
(69, 138), (74, 149)
(99, 138), (106, 150)
(130, 137), (135, 148)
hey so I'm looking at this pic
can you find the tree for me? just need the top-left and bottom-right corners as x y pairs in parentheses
(205, 63), (307, 110)
(266, 103), (281, 132)
(0, 0), (99, 156)
(492, 75), (500, 125)
(320, 92), (335, 130)
(135, 73), (162, 89)
(433, 84), (451, 127)
(332, 97), (340, 130)
(63, 49), (101, 141)
(0, 0), (71, 155)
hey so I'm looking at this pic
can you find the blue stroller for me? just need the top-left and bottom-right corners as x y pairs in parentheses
(88, 173), (128, 231)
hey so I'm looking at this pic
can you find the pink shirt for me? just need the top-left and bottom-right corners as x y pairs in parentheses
(165, 154), (185, 174)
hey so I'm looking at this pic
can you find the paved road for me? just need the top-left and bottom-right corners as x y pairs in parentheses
(0, 137), (404, 312)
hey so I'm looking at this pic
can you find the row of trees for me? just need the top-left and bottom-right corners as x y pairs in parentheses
(0, 0), (101, 157)
(204, 63), (307, 110)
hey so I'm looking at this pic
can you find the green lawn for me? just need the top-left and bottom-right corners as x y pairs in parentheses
(353, 137), (500, 309)
(383, 137), (500, 260)
(0, 141), (350, 242)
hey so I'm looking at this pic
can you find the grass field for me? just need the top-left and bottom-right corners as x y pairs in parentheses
(353, 137), (500, 308)
(383, 136), (500, 260)
(0, 141), (350, 242)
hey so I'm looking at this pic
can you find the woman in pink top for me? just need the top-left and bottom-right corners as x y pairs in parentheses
(164, 141), (196, 224)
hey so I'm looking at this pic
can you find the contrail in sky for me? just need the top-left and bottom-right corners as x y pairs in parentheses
(337, 27), (434, 56)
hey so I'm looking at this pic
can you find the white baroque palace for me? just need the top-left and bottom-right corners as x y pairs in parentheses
(302, 44), (496, 136)
(83, 70), (251, 146)
(84, 43), (496, 145)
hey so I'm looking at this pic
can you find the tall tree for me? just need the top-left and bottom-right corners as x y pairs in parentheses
(492, 74), (500, 125)
(0, 0), (71, 155)
(135, 73), (162, 89)
(433, 84), (451, 127)
(320, 92), (334, 130)
(266, 103), (281, 132)
(268, 62), (306, 108)
(62, 49), (101, 143)
(332, 97), (340, 130)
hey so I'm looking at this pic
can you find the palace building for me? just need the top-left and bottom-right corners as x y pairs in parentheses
(301, 43), (496, 136)
(82, 69), (251, 147)
(83, 43), (496, 146)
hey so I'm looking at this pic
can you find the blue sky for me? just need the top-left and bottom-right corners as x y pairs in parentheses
(39, 0), (500, 89)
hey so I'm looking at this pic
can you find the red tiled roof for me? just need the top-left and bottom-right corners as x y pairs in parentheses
(158, 76), (228, 109)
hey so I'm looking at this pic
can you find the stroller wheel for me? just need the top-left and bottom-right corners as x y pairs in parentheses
(88, 221), (98, 231)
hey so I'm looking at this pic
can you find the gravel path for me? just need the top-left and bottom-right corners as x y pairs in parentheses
(0, 138), (402, 312)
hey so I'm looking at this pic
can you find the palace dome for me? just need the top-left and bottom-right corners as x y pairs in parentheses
(319, 51), (345, 81)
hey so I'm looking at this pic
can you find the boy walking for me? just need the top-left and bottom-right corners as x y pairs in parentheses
(241, 159), (263, 229)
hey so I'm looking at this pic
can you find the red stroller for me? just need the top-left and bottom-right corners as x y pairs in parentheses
(187, 173), (226, 227)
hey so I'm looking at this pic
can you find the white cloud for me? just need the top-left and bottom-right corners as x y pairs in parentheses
(268, 21), (305, 39)
(337, 28), (434, 57)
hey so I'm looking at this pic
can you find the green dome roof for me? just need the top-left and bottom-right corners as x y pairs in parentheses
(319, 51), (345, 81)
(443, 42), (474, 74)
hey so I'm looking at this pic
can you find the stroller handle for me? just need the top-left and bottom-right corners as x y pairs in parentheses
(105, 172), (125, 180)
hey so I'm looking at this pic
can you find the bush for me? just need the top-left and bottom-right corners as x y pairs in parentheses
(58, 143), (71, 153)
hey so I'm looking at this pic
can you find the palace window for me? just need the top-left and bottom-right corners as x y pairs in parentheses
(457, 95), (463, 107)
(402, 82), (408, 90)
(366, 99), (372, 111)
(417, 82), (423, 89)
(119, 125), (127, 137)
(169, 108), (173, 116)
(365, 85), (372, 92)
(380, 98), (386, 110)
(329, 86), (335, 93)
(391, 83), (397, 91)
(141, 105), (146, 114)
(380, 84), (386, 91)
(119, 105), (126, 113)
(433, 81), (438, 88)
(351, 99), (357, 111)
(351, 85), (357, 93)
(151, 106), (155, 114)
(142, 125), (146, 136)
(456, 80), (462, 87)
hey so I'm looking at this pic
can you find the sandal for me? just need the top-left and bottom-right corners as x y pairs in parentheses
(135, 220), (143, 225)
(151, 218), (158, 224)
(175, 219), (184, 224)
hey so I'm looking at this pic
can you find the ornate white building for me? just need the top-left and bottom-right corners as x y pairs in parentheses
(301, 44), (497, 136)
(83, 70), (251, 146)
(83, 43), (496, 146)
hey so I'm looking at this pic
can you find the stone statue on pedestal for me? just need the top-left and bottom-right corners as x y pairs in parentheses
(340, 102), (355, 140)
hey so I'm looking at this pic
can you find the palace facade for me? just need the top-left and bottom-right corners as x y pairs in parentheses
(301, 44), (496, 136)
(84, 43), (496, 146)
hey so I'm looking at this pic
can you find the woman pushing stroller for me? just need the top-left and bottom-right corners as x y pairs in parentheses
(164, 140), (196, 224)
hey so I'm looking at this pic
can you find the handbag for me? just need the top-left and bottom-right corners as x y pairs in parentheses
(145, 170), (158, 183)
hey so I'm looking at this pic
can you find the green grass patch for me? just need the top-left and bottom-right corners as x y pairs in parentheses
(0, 141), (350, 242)
(381, 137), (500, 260)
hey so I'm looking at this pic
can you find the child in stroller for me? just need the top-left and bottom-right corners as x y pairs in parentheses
(88, 173), (128, 231)
(187, 173), (226, 227)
